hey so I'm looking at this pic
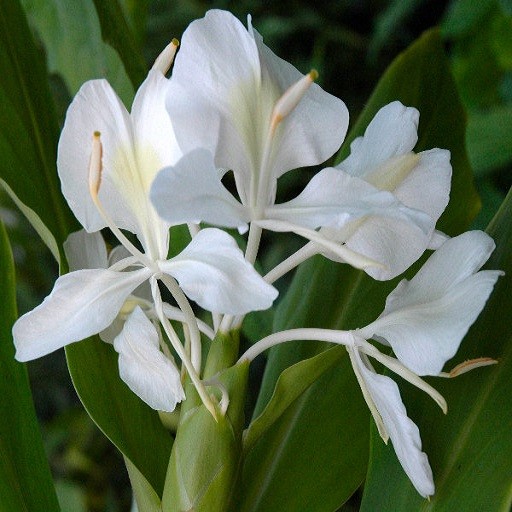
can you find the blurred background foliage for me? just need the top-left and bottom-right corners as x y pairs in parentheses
(1, 0), (510, 510)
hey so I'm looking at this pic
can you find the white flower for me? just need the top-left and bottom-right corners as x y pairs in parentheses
(240, 231), (502, 496)
(13, 51), (277, 414)
(150, 10), (397, 268)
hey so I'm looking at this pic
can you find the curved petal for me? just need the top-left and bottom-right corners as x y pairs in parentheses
(13, 267), (152, 361)
(114, 307), (184, 411)
(57, 79), (139, 233)
(151, 149), (250, 229)
(350, 348), (434, 498)
(267, 167), (431, 231)
(159, 228), (278, 314)
(64, 229), (108, 271)
(363, 231), (503, 374)
(338, 101), (419, 179)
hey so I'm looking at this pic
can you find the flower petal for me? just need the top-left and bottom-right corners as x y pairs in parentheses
(350, 348), (435, 498)
(114, 307), (184, 411)
(151, 148), (250, 229)
(13, 267), (152, 361)
(167, 9), (348, 191)
(338, 102), (419, 179)
(57, 79), (139, 234)
(159, 228), (278, 314)
(267, 167), (431, 231)
(363, 231), (503, 374)
(64, 229), (108, 271)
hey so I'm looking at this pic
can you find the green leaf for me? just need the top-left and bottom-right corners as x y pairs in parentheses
(0, 0), (77, 261)
(66, 339), (173, 498)
(360, 187), (512, 512)
(467, 106), (512, 175)
(441, 0), (495, 38)
(21, 0), (134, 106)
(91, 0), (147, 90)
(241, 29), (479, 512)
(125, 456), (163, 512)
(0, 220), (60, 512)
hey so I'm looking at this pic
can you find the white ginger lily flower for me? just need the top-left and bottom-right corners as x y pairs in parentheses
(150, 9), (394, 269)
(13, 49), (277, 415)
(240, 231), (502, 497)
(151, 12), (447, 278)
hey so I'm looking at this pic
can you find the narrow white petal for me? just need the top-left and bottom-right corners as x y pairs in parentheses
(64, 230), (108, 271)
(364, 231), (503, 374)
(351, 348), (435, 498)
(151, 149), (250, 229)
(338, 102), (419, 179)
(114, 307), (184, 412)
(159, 228), (278, 314)
(13, 267), (152, 361)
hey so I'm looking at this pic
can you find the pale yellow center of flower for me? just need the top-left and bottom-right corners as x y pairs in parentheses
(366, 152), (420, 192)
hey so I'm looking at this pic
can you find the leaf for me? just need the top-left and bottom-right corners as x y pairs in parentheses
(441, 0), (495, 38)
(0, 220), (60, 512)
(240, 29), (479, 512)
(0, 0), (77, 262)
(125, 456), (163, 512)
(91, 0), (147, 90)
(467, 106), (512, 175)
(66, 338), (173, 498)
(360, 186), (512, 511)
(21, 0), (134, 106)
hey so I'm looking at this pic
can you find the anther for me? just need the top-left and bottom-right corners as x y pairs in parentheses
(271, 69), (318, 132)
(152, 38), (180, 74)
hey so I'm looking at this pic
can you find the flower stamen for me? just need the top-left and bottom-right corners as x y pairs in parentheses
(152, 38), (180, 74)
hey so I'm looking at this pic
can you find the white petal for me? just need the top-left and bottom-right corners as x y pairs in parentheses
(167, 9), (348, 192)
(364, 231), (503, 374)
(159, 228), (278, 314)
(150, 149), (250, 229)
(114, 307), (184, 411)
(57, 79), (139, 234)
(64, 230), (108, 271)
(338, 102), (419, 179)
(350, 349), (435, 498)
(342, 214), (434, 280)
(252, 27), (349, 180)
(391, 149), (451, 222)
(13, 267), (152, 361)
(166, 10), (262, 186)
(267, 167), (430, 231)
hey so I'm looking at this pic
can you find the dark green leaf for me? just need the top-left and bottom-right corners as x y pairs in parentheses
(92, 0), (147, 90)
(66, 339), (173, 498)
(360, 186), (512, 511)
(0, 0), (77, 261)
(0, 220), (60, 512)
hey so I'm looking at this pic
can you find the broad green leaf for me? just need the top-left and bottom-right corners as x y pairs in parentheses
(66, 339), (173, 498)
(162, 362), (249, 512)
(467, 106), (512, 175)
(91, 0), (147, 90)
(0, 0), (77, 261)
(243, 345), (345, 454)
(241, 29), (479, 512)
(441, 0), (495, 38)
(21, 0), (134, 106)
(360, 186), (512, 512)
(125, 456), (163, 512)
(0, 220), (60, 512)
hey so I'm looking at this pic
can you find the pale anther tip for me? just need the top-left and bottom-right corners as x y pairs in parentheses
(309, 69), (319, 81)
(93, 130), (101, 138)
(172, 38), (180, 47)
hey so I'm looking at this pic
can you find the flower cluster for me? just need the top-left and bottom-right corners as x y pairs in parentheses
(12, 9), (501, 498)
